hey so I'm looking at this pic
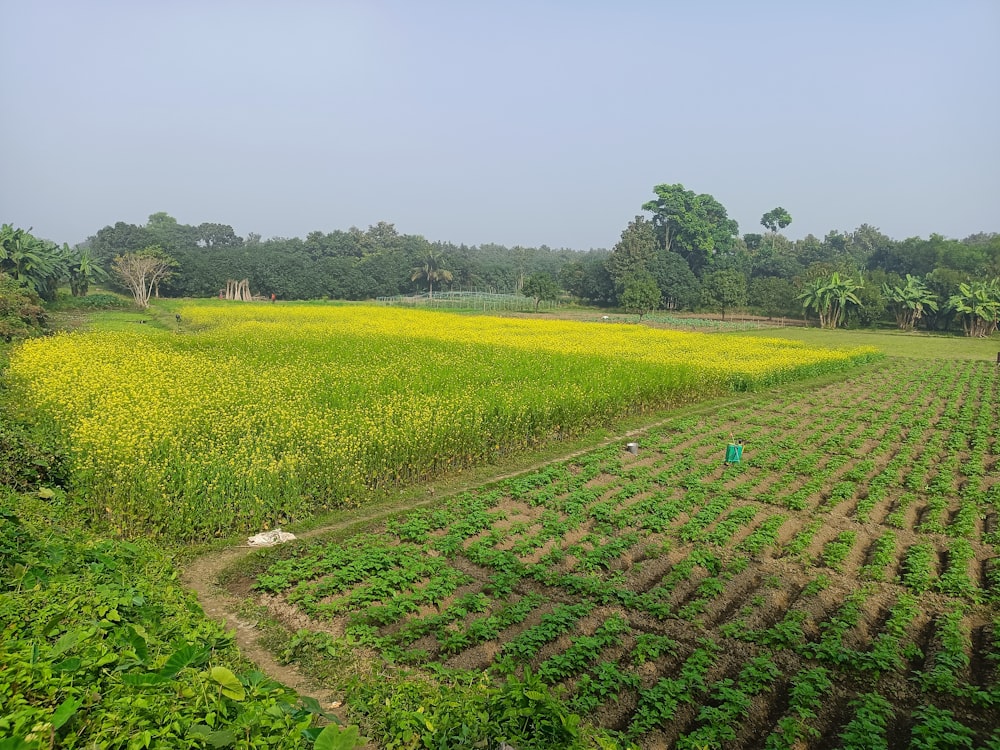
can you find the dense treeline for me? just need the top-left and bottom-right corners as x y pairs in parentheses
(4, 183), (999, 333)
(85, 212), (580, 301)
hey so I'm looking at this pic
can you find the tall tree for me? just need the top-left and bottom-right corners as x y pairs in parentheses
(760, 206), (792, 256)
(145, 212), (196, 250)
(606, 216), (657, 291)
(112, 247), (177, 309)
(648, 249), (700, 310)
(410, 249), (453, 297)
(700, 269), (747, 320)
(760, 207), (792, 233)
(196, 223), (243, 249)
(642, 184), (739, 276)
(521, 272), (561, 311)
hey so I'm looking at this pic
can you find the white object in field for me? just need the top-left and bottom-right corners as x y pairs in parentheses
(247, 528), (296, 547)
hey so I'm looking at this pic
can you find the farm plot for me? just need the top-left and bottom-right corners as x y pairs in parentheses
(6, 303), (875, 541)
(249, 357), (1000, 748)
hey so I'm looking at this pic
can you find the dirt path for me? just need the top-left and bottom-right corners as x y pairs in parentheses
(179, 408), (725, 710)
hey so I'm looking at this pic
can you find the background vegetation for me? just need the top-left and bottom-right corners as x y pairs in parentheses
(5, 181), (998, 335)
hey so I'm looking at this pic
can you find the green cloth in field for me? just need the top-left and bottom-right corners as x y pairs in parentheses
(725, 443), (743, 463)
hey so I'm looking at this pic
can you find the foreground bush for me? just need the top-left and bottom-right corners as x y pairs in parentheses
(0, 499), (361, 749)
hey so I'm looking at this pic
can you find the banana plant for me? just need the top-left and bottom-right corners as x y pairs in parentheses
(797, 272), (863, 328)
(0, 223), (69, 301)
(68, 246), (108, 296)
(948, 279), (1000, 337)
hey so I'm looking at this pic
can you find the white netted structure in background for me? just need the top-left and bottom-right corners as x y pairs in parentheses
(377, 290), (559, 312)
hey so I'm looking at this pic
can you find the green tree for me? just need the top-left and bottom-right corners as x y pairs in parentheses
(88, 221), (157, 265)
(760, 207), (792, 233)
(559, 251), (615, 305)
(196, 222), (243, 249)
(882, 274), (939, 331)
(797, 277), (831, 328)
(642, 184), (739, 275)
(648, 249), (700, 310)
(521, 272), (561, 311)
(619, 272), (661, 320)
(700, 268), (747, 320)
(410, 249), (453, 297)
(743, 233), (764, 252)
(847, 273), (888, 329)
(748, 276), (799, 318)
(922, 267), (967, 331)
(606, 215), (657, 291)
(145, 212), (197, 251)
(112, 246), (177, 309)
(760, 206), (792, 257)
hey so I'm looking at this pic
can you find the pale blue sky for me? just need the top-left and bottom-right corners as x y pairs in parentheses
(2, 1), (997, 249)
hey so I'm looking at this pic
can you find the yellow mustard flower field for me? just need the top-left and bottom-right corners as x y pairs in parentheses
(8, 303), (878, 540)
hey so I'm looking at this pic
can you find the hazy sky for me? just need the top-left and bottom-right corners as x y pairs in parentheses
(3, 1), (998, 250)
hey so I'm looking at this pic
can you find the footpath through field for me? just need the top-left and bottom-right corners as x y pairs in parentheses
(182, 402), (732, 709)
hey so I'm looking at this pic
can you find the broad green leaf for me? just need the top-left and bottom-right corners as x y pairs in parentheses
(52, 626), (95, 656)
(159, 644), (208, 678)
(205, 730), (236, 748)
(122, 672), (170, 686)
(126, 626), (149, 665)
(299, 695), (342, 723)
(524, 690), (546, 701)
(51, 696), (82, 730)
(53, 656), (82, 673)
(314, 725), (367, 750)
(188, 725), (238, 747)
(0, 738), (34, 750)
(209, 666), (245, 701)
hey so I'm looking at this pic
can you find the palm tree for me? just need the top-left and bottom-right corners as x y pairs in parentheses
(411, 250), (453, 298)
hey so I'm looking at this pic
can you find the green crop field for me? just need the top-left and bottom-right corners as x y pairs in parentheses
(2, 303), (998, 749)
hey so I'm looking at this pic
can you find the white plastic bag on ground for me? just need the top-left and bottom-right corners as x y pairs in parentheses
(247, 528), (296, 547)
